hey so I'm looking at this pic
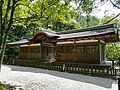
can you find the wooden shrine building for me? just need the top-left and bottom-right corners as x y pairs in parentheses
(8, 23), (119, 64)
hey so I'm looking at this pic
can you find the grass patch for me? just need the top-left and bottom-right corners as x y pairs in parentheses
(0, 82), (8, 90)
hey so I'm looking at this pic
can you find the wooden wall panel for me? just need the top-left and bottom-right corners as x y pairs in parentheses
(19, 53), (28, 59)
(57, 43), (101, 64)
(19, 45), (41, 60)
(64, 53), (74, 62)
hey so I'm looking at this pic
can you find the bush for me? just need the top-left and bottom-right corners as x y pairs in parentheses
(0, 82), (8, 90)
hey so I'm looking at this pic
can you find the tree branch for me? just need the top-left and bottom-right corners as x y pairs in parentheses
(42, 0), (59, 13)
(0, 0), (4, 48)
(3, 0), (11, 28)
(6, 0), (17, 34)
(15, 3), (36, 13)
(110, 0), (120, 9)
(104, 13), (120, 24)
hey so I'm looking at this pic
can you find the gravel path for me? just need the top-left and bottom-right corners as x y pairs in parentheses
(0, 65), (118, 90)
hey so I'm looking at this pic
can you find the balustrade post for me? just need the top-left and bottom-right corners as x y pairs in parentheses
(117, 77), (120, 90)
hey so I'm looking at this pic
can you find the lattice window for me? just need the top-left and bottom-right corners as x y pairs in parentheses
(86, 45), (98, 54)
(76, 45), (98, 54)
(76, 46), (84, 53)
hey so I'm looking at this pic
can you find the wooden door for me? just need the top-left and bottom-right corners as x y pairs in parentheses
(42, 46), (53, 60)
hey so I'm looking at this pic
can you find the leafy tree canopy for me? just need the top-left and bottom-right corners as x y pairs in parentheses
(0, 0), (96, 64)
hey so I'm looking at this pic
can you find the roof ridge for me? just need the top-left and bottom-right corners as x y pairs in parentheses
(56, 23), (117, 34)
(41, 28), (56, 34)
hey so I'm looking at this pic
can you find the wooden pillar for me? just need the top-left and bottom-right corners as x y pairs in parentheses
(63, 44), (65, 61)
(98, 40), (101, 64)
(103, 44), (106, 63)
(28, 44), (30, 60)
(39, 43), (41, 60)
(74, 40), (76, 62)
(53, 42), (57, 60)
(40, 43), (42, 60)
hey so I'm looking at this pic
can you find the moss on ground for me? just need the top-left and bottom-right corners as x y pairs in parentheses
(0, 82), (8, 90)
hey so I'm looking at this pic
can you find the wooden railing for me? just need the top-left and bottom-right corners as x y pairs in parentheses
(14, 60), (120, 78)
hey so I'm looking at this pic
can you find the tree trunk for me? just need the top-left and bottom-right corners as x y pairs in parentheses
(0, 32), (8, 71)
(0, 0), (16, 71)
(0, 0), (3, 70)
(0, 45), (6, 70)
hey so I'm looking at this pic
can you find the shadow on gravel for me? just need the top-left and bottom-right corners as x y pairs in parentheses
(6, 65), (116, 89)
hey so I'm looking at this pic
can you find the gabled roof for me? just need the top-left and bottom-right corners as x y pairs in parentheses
(7, 23), (119, 45)
(57, 23), (119, 42)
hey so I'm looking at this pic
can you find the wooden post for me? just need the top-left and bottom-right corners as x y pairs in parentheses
(74, 40), (76, 62)
(53, 42), (57, 61)
(66, 63), (68, 72)
(104, 44), (106, 63)
(99, 41), (101, 64)
(63, 45), (65, 61)
(28, 44), (30, 60)
(117, 77), (120, 90)
(40, 43), (42, 60)
(39, 43), (41, 60)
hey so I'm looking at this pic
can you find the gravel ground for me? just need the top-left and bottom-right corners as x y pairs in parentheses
(0, 65), (118, 90)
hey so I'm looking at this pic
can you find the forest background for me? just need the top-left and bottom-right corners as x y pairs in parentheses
(0, 0), (120, 66)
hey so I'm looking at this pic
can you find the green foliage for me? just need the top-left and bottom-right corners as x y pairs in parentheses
(0, 82), (8, 90)
(48, 18), (80, 32)
(73, 0), (95, 14)
(29, 0), (74, 27)
(106, 43), (120, 65)
(75, 15), (100, 28)
(26, 23), (40, 36)
(116, 0), (120, 5)
(4, 25), (25, 63)
(1, 0), (76, 62)
(4, 46), (19, 63)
